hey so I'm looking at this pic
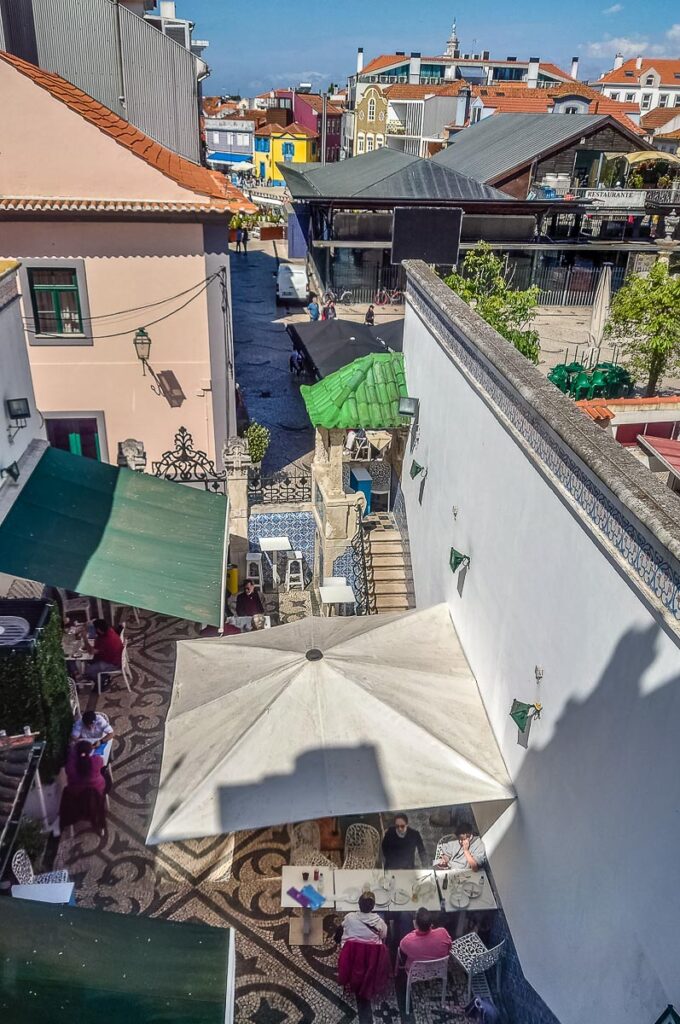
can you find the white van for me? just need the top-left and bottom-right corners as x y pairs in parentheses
(276, 264), (308, 305)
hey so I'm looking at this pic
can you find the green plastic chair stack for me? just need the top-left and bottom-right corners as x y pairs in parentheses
(570, 371), (593, 401)
(548, 365), (571, 393)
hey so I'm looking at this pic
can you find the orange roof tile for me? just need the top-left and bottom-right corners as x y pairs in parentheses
(599, 58), (680, 86)
(361, 54), (409, 75)
(656, 128), (680, 140)
(641, 107), (680, 131)
(254, 120), (318, 138)
(385, 82), (468, 100)
(578, 395), (680, 421)
(538, 62), (576, 81)
(0, 51), (254, 213)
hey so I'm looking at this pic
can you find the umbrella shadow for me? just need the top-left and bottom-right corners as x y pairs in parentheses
(216, 743), (390, 833)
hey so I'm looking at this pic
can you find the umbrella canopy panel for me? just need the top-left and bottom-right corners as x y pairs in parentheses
(0, 446), (229, 625)
(148, 605), (514, 843)
(288, 319), (404, 380)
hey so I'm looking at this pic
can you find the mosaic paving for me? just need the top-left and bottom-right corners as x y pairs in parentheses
(55, 610), (478, 1023)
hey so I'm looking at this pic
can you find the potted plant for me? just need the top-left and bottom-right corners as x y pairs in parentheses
(244, 422), (271, 485)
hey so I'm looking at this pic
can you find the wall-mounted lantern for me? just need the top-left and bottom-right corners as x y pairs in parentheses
(133, 327), (152, 375)
(410, 459), (426, 479)
(510, 699), (542, 733)
(0, 461), (20, 482)
(5, 397), (31, 442)
(449, 547), (470, 574)
(399, 396), (419, 418)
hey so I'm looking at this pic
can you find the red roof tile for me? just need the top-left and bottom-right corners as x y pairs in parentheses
(538, 62), (576, 81)
(361, 54), (409, 75)
(641, 107), (680, 130)
(385, 82), (468, 100)
(599, 58), (680, 86)
(254, 121), (318, 138)
(0, 51), (255, 213)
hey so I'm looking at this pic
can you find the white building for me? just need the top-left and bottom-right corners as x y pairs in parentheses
(594, 56), (680, 113)
(397, 260), (680, 1024)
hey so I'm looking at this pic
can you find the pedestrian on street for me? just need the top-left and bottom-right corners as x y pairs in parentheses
(365, 305), (375, 326)
(306, 294), (320, 322)
(323, 300), (337, 321)
(242, 227), (249, 254)
(235, 226), (243, 253)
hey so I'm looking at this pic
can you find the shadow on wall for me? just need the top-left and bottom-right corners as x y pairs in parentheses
(492, 621), (680, 1024)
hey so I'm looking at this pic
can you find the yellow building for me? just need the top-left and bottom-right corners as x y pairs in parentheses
(353, 85), (388, 155)
(254, 122), (319, 183)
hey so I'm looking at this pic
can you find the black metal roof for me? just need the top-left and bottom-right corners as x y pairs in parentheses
(287, 318), (404, 379)
(281, 148), (511, 202)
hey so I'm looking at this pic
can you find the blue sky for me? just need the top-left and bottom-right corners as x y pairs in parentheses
(188, 0), (680, 95)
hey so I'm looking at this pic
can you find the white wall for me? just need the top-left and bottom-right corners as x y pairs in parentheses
(400, 269), (680, 1024)
(0, 266), (44, 482)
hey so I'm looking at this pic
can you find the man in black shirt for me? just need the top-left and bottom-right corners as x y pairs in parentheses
(381, 813), (427, 869)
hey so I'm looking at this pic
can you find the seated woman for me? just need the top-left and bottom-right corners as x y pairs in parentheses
(341, 892), (388, 945)
(434, 821), (486, 872)
(59, 740), (108, 834)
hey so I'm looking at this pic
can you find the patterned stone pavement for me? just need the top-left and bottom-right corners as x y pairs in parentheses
(55, 611), (475, 1024)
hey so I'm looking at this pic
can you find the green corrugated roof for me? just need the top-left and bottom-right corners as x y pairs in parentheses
(300, 352), (408, 429)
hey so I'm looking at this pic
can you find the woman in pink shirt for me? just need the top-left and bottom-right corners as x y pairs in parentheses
(399, 908), (452, 968)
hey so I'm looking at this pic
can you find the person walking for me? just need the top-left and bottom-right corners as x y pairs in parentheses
(235, 226), (243, 253)
(306, 294), (320, 322)
(242, 226), (249, 254)
(365, 305), (375, 326)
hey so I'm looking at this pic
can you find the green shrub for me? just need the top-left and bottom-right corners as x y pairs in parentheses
(245, 422), (271, 464)
(0, 604), (72, 781)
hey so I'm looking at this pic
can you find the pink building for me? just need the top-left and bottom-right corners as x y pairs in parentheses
(0, 51), (253, 469)
(292, 94), (343, 163)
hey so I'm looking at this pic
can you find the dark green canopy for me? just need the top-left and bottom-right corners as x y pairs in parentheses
(0, 447), (228, 625)
(0, 899), (232, 1023)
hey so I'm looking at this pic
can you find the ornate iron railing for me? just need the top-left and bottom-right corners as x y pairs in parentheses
(248, 466), (311, 505)
(152, 426), (226, 486)
(350, 505), (377, 615)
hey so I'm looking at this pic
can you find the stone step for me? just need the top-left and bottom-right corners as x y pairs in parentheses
(368, 529), (401, 544)
(370, 553), (405, 568)
(372, 567), (407, 582)
(375, 594), (410, 610)
(369, 540), (403, 556)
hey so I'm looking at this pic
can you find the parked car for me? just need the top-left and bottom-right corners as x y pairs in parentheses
(276, 264), (308, 305)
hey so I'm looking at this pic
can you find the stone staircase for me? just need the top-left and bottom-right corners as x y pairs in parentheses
(364, 513), (412, 613)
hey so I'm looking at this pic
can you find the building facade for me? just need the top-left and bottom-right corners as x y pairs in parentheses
(205, 116), (259, 168)
(0, 0), (207, 162)
(351, 85), (388, 155)
(254, 122), (318, 184)
(0, 51), (252, 469)
(594, 56), (680, 114)
(399, 260), (680, 1024)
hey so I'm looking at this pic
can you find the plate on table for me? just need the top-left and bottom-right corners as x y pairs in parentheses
(342, 887), (360, 903)
(392, 889), (410, 906)
(372, 888), (390, 907)
(463, 881), (482, 899)
(449, 889), (470, 909)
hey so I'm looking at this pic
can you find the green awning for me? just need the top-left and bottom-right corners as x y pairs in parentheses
(0, 899), (233, 1023)
(300, 351), (409, 429)
(0, 447), (228, 625)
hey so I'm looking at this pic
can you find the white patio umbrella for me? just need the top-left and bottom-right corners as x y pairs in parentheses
(589, 263), (612, 348)
(147, 605), (514, 844)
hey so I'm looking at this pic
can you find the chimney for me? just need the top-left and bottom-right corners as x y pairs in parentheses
(396, 51), (405, 56)
(159, 0), (176, 16)
(455, 85), (472, 127)
(482, 50), (490, 61)
(613, 52), (624, 70)
(527, 56), (540, 89)
(507, 56), (517, 62)
(409, 51), (422, 85)
(570, 56), (579, 79)
(635, 55), (643, 71)
(357, 47), (364, 74)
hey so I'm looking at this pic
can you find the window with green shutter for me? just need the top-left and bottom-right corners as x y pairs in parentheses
(28, 268), (83, 335)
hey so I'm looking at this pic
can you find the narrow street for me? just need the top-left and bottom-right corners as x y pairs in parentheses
(230, 239), (314, 474)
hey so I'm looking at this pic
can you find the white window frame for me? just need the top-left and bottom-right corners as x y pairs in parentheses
(644, 74), (655, 86)
(357, 132), (365, 154)
(367, 98), (376, 122)
(625, 93), (635, 102)
(375, 134), (384, 148)
(659, 94), (669, 107)
(211, 131), (220, 144)
(675, 94), (680, 107)
(640, 93), (652, 110)
(610, 92), (620, 101)
(366, 133), (374, 152)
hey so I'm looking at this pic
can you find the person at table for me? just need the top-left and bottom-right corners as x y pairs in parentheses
(341, 892), (388, 946)
(71, 709), (114, 748)
(235, 579), (265, 617)
(434, 822), (486, 872)
(78, 618), (123, 686)
(382, 813), (427, 870)
(399, 908), (452, 968)
(60, 740), (108, 833)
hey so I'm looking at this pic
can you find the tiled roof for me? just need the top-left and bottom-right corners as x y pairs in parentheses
(0, 197), (247, 214)
(473, 83), (644, 133)
(361, 54), (409, 75)
(538, 62), (575, 81)
(656, 128), (680, 141)
(599, 58), (680, 86)
(386, 82), (467, 100)
(0, 259), (20, 278)
(0, 51), (254, 213)
(300, 352), (408, 429)
(577, 395), (680, 421)
(641, 108), (680, 130)
(255, 121), (318, 138)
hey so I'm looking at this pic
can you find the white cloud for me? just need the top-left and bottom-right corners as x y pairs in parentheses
(586, 22), (680, 60)
(667, 23), (680, 44)
(602, 4), (623, 14)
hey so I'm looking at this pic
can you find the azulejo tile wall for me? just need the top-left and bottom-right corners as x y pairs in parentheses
(408, 276), (680, 626)
(248, 511), (316, 587)
(332, 545), (359, 601)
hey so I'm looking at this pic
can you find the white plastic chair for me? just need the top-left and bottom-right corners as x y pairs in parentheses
(399, 954), (450, 1015)
(284, 551), (304, 592)
(245, 553), (264, 591)
(96, 634), (132, 696)
(451, 934), (505, 1001)
(58, 588), (91, 622)
(67, 677), (81, 719)
(342, 822), (381, 869)
(11, 848), (69, 885)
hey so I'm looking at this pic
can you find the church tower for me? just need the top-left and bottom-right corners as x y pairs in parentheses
(445, 18), (459, 58)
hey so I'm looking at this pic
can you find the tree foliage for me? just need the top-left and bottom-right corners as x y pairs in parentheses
(443, 242), (541, 364)
(605, 260), (680, 396)
(245, 421), (271, 464)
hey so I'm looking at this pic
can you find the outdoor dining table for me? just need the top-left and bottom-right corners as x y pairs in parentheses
(61, 627), (92, 662)
(280, 865), (335, 946)
(258, 536), (292, 589)
(319, 584), (356, 615)
(333, 868), (497, 914)
(11, 882), (75, 904)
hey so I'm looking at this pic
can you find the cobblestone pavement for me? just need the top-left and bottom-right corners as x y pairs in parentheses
(230, 241), (314, 474)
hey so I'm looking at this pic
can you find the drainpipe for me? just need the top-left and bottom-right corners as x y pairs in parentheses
(322, 93), (328, 165)
(113, 0), (127, 114)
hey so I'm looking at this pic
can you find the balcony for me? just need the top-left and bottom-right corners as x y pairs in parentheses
(386, 120), (406, 136)
(567, 187), (680, 208)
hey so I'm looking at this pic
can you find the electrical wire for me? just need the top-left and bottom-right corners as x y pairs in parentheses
(22, 273), (218, 325)
(23, 276), (216, 340)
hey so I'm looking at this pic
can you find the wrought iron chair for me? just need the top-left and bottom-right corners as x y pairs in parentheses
(434, 833), (457, 864)
(450, 934), (505, 1001)
(67, 677), (81, 720)
(6, 577), (44, 599)
(342, 822), (381, 869)
(395, 952), (450, 1015)
(11, 848), (69, 885)
(57, 588), (92, 623)
(288, 821), (335, 867)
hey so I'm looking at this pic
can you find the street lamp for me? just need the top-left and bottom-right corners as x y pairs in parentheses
(133, 328), (152, 375)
